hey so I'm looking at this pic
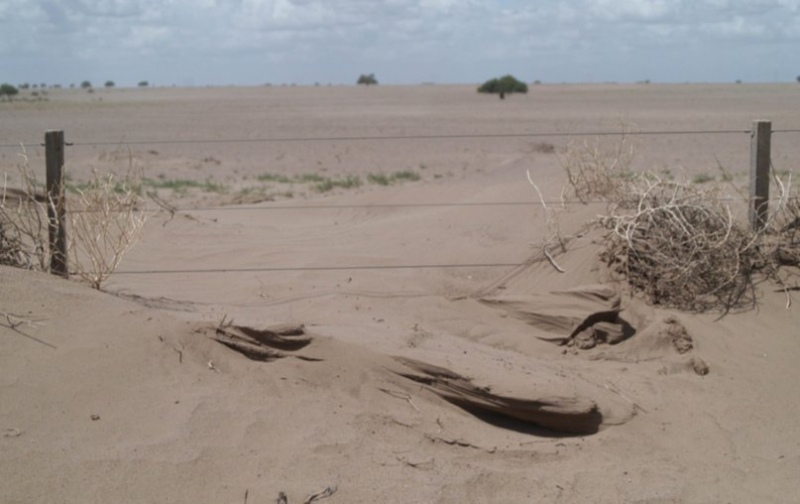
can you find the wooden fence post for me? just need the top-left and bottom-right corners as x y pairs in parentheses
(749, 120), (771, 232)
(45, 130), (68, 278)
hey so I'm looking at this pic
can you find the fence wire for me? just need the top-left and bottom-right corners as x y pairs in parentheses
(3, 126), (797, 278)
(7, 127), (795, 150)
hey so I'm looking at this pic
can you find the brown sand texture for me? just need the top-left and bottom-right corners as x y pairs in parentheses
(2, 84), (800, 503)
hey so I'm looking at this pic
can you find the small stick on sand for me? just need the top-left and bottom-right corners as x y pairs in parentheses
(304, 485), (337, 504)
(543, 247), (566, 273)
(378, 388), (420, 412)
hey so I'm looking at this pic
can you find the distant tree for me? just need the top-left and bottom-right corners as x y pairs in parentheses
(105, 80), (115, 88)
(138, 80), (149, 87)
(18, 83), (29, 90)
(477, 74), (528, 99)
(0, 83), (19, 100)
(357, 73), (378, 86)
(81, 80), (92, 89)
(796, 75), (800, 83)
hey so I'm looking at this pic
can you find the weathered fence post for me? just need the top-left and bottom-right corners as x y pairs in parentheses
(749, 120), (771, 232)
(45, 130), (68, 278)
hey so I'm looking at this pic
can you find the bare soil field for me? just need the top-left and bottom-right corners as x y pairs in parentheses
(2, 84), (800, 503)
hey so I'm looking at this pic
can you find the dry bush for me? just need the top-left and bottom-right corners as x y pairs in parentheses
(1, 149), (148, 289)
(559, 128), (637, 204)
(551, 132), (798, 313)
(766, 175), (800, 269)
(0, 220), (26, 268)
(0, 150), (50, 270)
(599, 178), (760, 312)
(68, 171), (147, 289)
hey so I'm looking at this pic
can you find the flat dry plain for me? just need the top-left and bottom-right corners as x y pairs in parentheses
(2, 84), (800, 503)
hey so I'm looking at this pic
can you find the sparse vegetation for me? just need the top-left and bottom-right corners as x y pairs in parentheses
(477, 74), (528, 99)
(81, 80), (92, 89)
(105, 81), (115, 88)
(141, 177), (228, 197)
(138, 81), (149, 87)
(313, 175), (361, 193)
(256, 173), (293, 184)
(367, 170), (421, 186)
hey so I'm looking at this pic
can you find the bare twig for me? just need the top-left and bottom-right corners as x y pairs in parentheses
(378, 388), (420, 412)
(543, 247), (566, 273)
(304, 485), (337, 504)
(0, 312), (56, 349)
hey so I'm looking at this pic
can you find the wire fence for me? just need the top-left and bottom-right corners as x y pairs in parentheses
(2, 127), (800, 150)
(3, 125), (798, 278)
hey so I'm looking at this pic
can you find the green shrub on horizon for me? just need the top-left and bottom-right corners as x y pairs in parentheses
(0, 83), (19, 99)
(357, 73), (378, 86)
(478, 74), (528, 99)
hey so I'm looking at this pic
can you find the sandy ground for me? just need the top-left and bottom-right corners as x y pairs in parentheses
(2, 84), (800, 503)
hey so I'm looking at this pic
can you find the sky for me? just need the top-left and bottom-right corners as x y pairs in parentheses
(2, 0), (799, 87)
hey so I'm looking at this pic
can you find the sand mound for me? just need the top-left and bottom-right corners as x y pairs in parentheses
(205, 318), (634, 435)
(479, 284), (634, 349)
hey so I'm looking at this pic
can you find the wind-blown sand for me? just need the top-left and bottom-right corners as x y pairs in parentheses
(2, 84), (800, 503)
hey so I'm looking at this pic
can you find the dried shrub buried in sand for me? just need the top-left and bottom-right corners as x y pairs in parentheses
(554, 132), (798, 312)
(600, 180), (759, 311)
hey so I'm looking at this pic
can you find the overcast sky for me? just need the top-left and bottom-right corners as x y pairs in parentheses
(2, 0), (799, 87)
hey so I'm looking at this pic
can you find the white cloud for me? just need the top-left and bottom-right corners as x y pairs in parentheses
(2, 0), (799, 84)
(587, 0), (672, 21)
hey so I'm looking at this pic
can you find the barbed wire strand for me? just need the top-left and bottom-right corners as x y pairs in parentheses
(3, 128), (784, 149)
(113, 262), (525, 275)
(52, 194), (767, 214)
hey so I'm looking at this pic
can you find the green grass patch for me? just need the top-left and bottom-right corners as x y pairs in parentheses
(141, 177), (228, 195)
(367, 173), (391, 186)
(313, 175), (362, 193)
(692, 173), (715, 184)
(367, 170), (421, 186)
(256, 173), (293, 184)
(392, 170), (421, 182)
(297, 173), (327, 183)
